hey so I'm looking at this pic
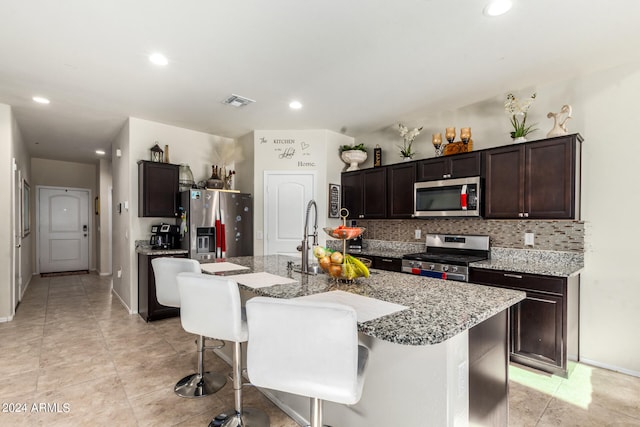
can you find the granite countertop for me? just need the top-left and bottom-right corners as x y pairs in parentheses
(136, 246), (189, 256)
(218, 255), (525, 346)
(470, 247), (584, 277)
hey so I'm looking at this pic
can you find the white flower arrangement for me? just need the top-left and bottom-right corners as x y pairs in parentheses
(504, 92), (538, 138)
(397, 123), (423, 158)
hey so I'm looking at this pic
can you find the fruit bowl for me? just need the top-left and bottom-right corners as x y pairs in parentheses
(313, 246), (371, 282)
(323, 226), (365, 240)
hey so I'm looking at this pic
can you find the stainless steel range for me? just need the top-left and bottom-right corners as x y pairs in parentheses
(402, 234), (490, 282)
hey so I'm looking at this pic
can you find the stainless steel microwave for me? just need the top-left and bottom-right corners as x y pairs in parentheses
(414, 176), (481, 217)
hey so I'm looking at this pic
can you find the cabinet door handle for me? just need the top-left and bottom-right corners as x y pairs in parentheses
(358, 214), (364, 219)
(381, 258), (393, 263)
(504, 273), (523, 279)
(518, 213), (524, 217)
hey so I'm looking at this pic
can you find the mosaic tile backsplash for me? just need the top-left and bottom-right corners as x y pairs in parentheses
(353, 219), (584, 252)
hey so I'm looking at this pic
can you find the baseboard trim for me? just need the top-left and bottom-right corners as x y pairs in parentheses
(0, 315), (14, 323)
(111, 289), (133, 314)
(580, 357), (640, 378)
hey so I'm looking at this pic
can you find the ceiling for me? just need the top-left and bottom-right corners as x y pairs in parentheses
(2, 0), (640, 163)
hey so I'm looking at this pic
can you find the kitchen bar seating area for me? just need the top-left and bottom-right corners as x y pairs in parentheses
(1, 271), (639, 426)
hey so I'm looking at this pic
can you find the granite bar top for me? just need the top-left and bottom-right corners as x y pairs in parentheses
(135, 246), (189, 256)
(216, 255), (525, 346)
(470, 247), (584, 277)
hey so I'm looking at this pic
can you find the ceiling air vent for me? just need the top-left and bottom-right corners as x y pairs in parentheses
(222, 94), (256, 108)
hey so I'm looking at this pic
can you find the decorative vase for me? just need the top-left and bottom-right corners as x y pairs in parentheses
(513, 136), (527, 143)
(341, 150), (367, 171)
(403, 156), (413, 162)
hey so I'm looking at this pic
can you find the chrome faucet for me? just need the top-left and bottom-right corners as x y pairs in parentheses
(299, 200), (318, 274)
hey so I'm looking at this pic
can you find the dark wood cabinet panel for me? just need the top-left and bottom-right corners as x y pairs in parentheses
(525, 137), (579, 218)
(469, 268), (572, 377)
(417, 152), (480, 181)
(370, 255), (402, 272)
(469, 310), (509, 427)
(483, 146), (524, 218)
(362, 168), (387, 218)
(341, 171), (364, 219)
(387, 162), (416, 218)
(138, 161), (179, 217)
(138, 252), (186, 322)
(511, 292), (564, 368)
(341, 168), (386, 219)
(484, 134), (582, 219)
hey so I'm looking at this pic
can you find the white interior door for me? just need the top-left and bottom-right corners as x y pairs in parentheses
(264, 172), (315, 256)
(12, 160), (22, 310)
(39, 187), (90, 273)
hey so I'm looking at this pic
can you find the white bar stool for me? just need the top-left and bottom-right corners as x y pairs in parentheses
(151, 257), (227, 398)
(177, 272), (269, 427)
(246, 297), (369, 427)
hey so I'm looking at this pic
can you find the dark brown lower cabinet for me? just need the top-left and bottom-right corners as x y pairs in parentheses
(138, 252), (186, 322)
(470, 268), (579, 378)
(469, 309), (508, 427)
(370, 255), (402, 272)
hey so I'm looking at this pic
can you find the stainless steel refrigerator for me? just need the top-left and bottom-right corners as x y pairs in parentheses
(178, 189), (253, 261)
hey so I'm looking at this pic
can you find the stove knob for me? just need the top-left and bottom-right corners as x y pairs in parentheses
(442, 265), (449, 272)
(451, 266), (458, 273)
(429, 264), (435, 270)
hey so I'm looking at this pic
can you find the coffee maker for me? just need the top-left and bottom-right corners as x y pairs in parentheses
(150, 223), (179, 249)
(347, 220), (363, 253)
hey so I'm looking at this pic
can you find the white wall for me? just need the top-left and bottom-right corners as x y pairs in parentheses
(0, 104), (12, 319)
(98, 158), (112, 275)
(252, 130), (353, 255)
(111, 120), (131, 310)
(111, 117), (239, 312)
(356, 62), (640, 376)
(0, 103), (32, 320)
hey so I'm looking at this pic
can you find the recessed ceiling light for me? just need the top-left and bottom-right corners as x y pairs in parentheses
(149, 52), (169, 66)
(289, 100), (303, 110)
(484, 0), (512, 16)
(32, 96), (50, 104)
(95, 150), (106, 155)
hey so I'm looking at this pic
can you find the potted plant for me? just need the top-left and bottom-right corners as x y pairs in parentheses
(505, 92), (538, 143)
(397, 123), (423, 160)
(339, 143), (368, 171)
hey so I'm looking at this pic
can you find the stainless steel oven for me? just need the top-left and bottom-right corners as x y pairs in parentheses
(414, 176), (481, 217)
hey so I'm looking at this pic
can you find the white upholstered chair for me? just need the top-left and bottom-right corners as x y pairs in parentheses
(245, 297), (369, 427)
(177, 272), (269, 427)
(151, 257), (227, 398)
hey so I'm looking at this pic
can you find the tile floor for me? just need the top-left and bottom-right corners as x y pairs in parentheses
(0, 273), (638, 426)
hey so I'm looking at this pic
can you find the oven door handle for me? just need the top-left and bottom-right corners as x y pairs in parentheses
(460, 184), (468, 210)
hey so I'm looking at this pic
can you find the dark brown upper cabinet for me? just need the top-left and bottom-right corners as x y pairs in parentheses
(341, 168), (387, 219)
(387, 162), (416, 218)
(417, 152), (481, 182)
(483, 134), (582, 219)
(138, 160), (179, 217)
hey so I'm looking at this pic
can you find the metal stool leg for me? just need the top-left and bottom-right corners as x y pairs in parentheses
(209, 341), (269, 427)
(310, 398), (323, 427)
(175, 335), (227, 398)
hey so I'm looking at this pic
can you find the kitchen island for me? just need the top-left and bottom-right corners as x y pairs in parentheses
(208, 255), (525, 427)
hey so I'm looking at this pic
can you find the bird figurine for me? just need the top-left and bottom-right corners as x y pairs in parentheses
(546, 105), (572, 137)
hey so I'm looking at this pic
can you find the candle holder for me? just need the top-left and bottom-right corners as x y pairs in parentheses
(445, 127), (456, 144)
(432, 133), (443, 157)
(460, 127), (471, 145)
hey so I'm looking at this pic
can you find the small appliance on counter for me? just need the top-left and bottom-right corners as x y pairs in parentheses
(149, 223), (180, 249)
(347, 220), (363, 253)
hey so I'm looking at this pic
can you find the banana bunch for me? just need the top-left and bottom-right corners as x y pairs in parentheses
(313, 246), (369, 279)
